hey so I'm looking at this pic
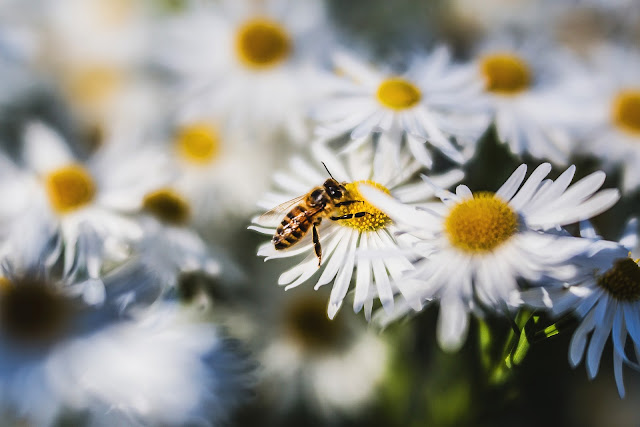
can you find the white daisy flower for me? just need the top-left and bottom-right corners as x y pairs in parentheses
(249, 138), (464, 320)
(575, 47), (640, 193)
(230, 286), (389, 416)
(0, 231), (252, 426)
(361, 162), (620, 351)
(112, 187), (223, 309)
(160, 118), (277, 226)
(313, 47), (489, 168)
(0, 121), (168, 304)
(40, 0), (157, 135)
(474, 38), (584, 164)
(518, 219), (640, 397)
(155, 0), (331, 142)
(47, 302), (253, 426)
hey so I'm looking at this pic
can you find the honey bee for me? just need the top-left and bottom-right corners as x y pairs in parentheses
(261, 164), (370, 267)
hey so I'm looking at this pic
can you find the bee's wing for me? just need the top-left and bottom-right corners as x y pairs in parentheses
(258, 194), (307, 223)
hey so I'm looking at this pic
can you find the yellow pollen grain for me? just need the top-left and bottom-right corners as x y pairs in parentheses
(376, 78), (422, 110)
(445, 192), (518, 253)
(611, 89), (640, 136)
(142, 188), (191, 225)
(480, 53), (532, 95)
(597, 257), (640, 301)
(235, 18), (291, 69)
(45, 165), (96, 214)
(338, 181), (391, 232)
(176, 123), (220, 164)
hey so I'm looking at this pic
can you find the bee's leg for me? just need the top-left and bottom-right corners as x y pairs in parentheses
(312, 221), (322, 267)
(330, 212), (371, 220)
(334, 200), (362, 207)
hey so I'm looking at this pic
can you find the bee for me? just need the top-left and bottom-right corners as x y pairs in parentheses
(261, 164), (370, 267)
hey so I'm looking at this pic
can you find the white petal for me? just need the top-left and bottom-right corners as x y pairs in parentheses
(328, 231), (359, 319)
(620, 218), (638, 252)
(353, 233), (372, 313)
(359, 184), (437, 229)
(509, 163), (552, 211)
(371, 235), (394, 314)
(569, 308), (596, 367)
(437, 296), (469, 352)
(455, 185), (472, 198)
(23, 121), (74, 174)
(315, 229), (352, 289)
(586, 300), (615, 379)
(495, 164), (527, 201)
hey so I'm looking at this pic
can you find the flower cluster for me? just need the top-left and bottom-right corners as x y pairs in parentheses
(0, 0), (639, 425)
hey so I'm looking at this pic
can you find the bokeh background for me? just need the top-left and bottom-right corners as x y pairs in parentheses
(0, 0), (639, 426)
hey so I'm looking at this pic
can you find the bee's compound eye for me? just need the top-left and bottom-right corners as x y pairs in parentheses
(329, 187), (342, 198)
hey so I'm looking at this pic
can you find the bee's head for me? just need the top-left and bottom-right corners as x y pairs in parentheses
(323, 178), (344, 200)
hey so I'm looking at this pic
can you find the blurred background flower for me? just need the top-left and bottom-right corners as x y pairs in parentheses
(0, 0), (639, 426)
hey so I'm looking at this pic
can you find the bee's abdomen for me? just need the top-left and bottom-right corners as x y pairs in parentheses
(273, 205), (312, 250)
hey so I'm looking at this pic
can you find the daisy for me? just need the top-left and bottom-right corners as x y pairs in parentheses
(154, 0), (332, 142)
(160, 117), (277, 227)
(575, 46), (640, 193)
(0, 227), (252, 426)
(250, 137), (464, 320)
(361, 162), (620, 351)
(474, 38), (585, 164)
(518, 219), (640, 397)
(39, 0), (157, 136)
(112, 186), (224, 310)
(47, 302), (254, 426)
(313, 47), (489, 168)
(227, 285), (389, 416)
(0, 121), (169, 304)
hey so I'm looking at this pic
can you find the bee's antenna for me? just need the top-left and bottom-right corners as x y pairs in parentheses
(322, 162), (336, 180)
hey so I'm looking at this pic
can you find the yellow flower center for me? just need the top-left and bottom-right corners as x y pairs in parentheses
(338, 181), (391, 232)
(376, 78), (422, 110)
(0, 278), (71, 345)
(176, 123), (220, 164)
(143, 188), (191, 226)
(480, 53), (532, 95)
(611, 89), (640, 136)
(597, 257), (640, 301)
(67, 67), (123, 107)
(45, 165), (96, 214)
(284, 294), (347, 353)
(445, 192), (519, 253)
(235, 18), (291, 69)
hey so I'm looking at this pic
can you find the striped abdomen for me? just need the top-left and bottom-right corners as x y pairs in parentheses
(273, 205), (314, 250)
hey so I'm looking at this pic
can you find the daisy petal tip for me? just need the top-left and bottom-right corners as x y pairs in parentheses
(327, 302), (341, 320)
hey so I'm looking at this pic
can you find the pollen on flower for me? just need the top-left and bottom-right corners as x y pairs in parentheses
(445, 192), (518, 253)
(597, 257), (640, 301)
(176, 123), (220, 164)
(338, 181), (391, 232)
(611, 89), (640, 136)
(143, 188), (191, 225)
(45, 165), (96, 214)
(376, 78), (422, 110)
(480, 53), (531, 95)
(235, 18), (291, 69)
